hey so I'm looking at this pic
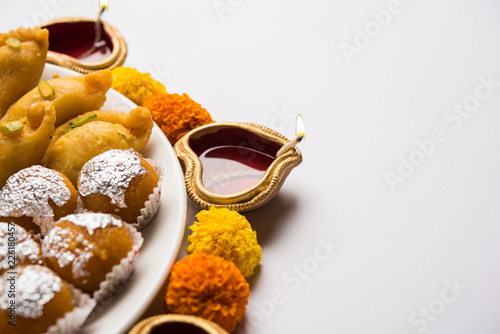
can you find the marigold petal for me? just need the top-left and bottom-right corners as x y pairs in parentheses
(143, 93), (214, 144)
(165, 254), (250, 332)
(111, 67), (167, 106)
(186, 207), (262, 278)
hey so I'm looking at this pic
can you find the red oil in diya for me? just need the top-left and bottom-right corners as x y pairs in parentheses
(40, 17), (127, 73)
(149, 322), (208, 334)
(42, 21), (113, 63)
(175, 122), (303, 212)
(189, 127), (280, 195)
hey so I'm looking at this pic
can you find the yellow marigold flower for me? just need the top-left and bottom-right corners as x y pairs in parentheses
(166, 254), (250, 333)
(143, 93), (214, 145)
(187, 207), (262, 278)
(111, 66), (167, 105)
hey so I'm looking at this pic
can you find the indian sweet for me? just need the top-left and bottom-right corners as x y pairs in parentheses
(0, 101), (56, 187)
(0, 222), (42, 274)
(0, 26), (49, 117)
(1, 69), (113, 127)
(78, 149), (159, 225)
(42, 107), (153, 186)
(42, 213), (134, 294)
(0, 264), (74, 334)
(0, 165), (78, 234)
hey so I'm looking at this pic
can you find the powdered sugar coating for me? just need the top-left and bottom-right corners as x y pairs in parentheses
(0, 165), (71, 218)
(42, 225), (94, 279)
(42, 213), (123, 279)
(0, 265), (62, 318)
(78, 149), (147, 208)
(0, 223), (42, 272)
(63, 213), (123, 235)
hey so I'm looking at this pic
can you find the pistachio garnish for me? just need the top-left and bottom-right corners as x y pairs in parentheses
(118, 131), (131, 140)
(38, 81), (55, 99)
(0, 120), (24, 134)
(65, 114), (98, 133)
(5, 37), (21, 48)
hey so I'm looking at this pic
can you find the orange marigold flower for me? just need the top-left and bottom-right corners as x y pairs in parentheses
(165, 254), (250, 333)
(187, 207), (262, 278)
(111, 66), (167, 105)
(143, 93), (214, 145)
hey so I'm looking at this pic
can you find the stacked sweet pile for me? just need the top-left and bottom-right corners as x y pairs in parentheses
(0, 27), (165, 334)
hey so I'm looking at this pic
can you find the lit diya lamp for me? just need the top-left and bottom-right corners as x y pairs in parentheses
(174, 115), (305, 211)
(40, 0), (127, 73)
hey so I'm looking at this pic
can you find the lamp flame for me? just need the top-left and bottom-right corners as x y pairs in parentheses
(100, 0), (109, 11)
(275, 114), (306, 158)
(296, 114), (306, 141)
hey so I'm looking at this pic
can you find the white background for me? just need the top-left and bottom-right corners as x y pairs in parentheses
(2, 0), (500, 333)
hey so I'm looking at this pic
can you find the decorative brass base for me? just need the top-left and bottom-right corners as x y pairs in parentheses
(129, 314), (229, 334)
(40, 17), (127, 74)
(174, 122), (303, 212)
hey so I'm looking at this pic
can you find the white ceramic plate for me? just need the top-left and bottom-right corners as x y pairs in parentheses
(41, 64), (187, 334)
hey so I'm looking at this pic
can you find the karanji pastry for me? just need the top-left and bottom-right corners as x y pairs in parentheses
(0, 101), (56, 187)
(0, 26), (48, 117)
(1, 70), (113, 127)
(42, 107), (153, 185)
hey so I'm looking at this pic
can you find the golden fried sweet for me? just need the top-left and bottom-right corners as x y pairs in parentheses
(0, 165), (78, 234)
(1, 70), (113, 127)
(0, 27), (48, 117)
(0, 101), (56, 187)
(0, 222), (42, 274)
(42, 213), (134, 294)
(42, 107), (153, 185)
(78, 149), (159, 225)
(0, 265), (74, 334)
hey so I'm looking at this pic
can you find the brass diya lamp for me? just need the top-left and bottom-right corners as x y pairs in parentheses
(40, 0), (126, 73)
(174, 115), (305, 212)
(129, 315), (229, 334)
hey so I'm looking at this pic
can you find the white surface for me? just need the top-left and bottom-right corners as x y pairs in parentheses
(40, 65), (187, 334)
(3, 1), (500, 333)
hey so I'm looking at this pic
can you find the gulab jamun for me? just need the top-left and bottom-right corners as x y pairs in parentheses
(0, 222), (42, 274)
(0, 165), (77, 234)
(0, 265), (74, 334)
(78, 149), (159, 225)
(42, 212), (134, 294)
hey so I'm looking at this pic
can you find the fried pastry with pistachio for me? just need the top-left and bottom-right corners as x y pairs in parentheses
(1, 70), (113, 127)
(0, 101), (56, 188)
(0, 26), (49, 117)
(42, 107), (153, 185)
